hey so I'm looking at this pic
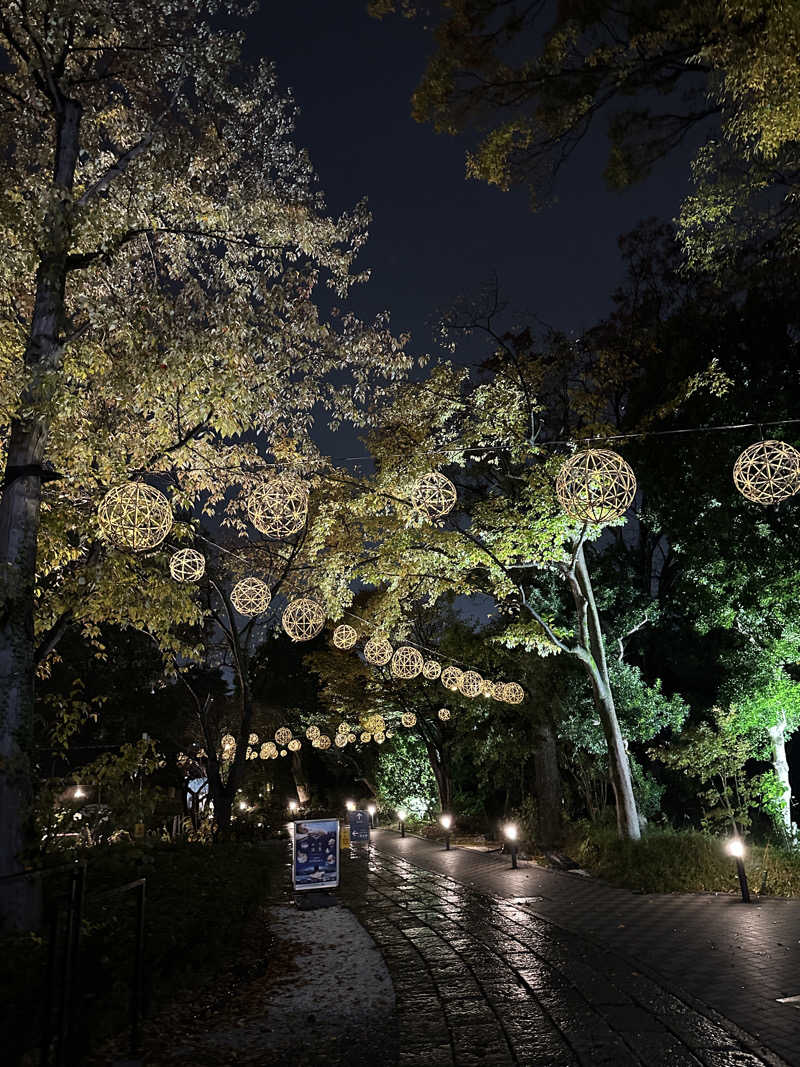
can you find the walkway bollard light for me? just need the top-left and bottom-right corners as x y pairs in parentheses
(368, 803), (377, 827)
(727, 838), (751, 903)
(397, 808), (407, 837)
(440, 814), (453, 850)
(74, 785), (85, 799)
(288, 799), (298, 814)
(504, 823), (519, 869)
(346, 799), (356, 812)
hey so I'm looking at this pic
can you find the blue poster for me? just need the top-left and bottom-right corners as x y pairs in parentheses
(349, 809), (371, 843)
(293, 818), (340, 890)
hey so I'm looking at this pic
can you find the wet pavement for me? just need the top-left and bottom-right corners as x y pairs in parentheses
(337, 833), (798, 1067)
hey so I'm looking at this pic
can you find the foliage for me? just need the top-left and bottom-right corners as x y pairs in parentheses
(374, 729), (437, 818)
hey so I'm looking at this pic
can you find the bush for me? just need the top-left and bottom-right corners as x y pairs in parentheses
(1, 840), (284, 1063)
(571, 824), (800, 896)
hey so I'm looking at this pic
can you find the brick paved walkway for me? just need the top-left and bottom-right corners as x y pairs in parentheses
(337, 833), (799, 1067)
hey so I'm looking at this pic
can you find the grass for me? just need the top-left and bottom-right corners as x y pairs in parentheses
(570, 824), (800, 896)
(1, 840), (286, 1064)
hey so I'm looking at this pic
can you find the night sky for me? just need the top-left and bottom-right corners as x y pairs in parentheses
(252, 2), (704, 363)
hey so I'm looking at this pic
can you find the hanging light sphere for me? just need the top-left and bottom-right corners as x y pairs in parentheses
(391, 645), (424, 679)
(374, 732), (386, 744)
(316, 734), (331, 750)
(556, 449), (636, 524)
(369, 714), (386, 733)
(169, 547), (205, 582)
(288, 739), (302, 752)
(337, 722), (351, 735)
(275, 726), (292, 745)
(422, 659), (442, 680)
(335, 733), (348, 747)
(438, 707), (451, 721)
(249, 733), (259, 745)
(347, 732), (356, 743)
(364, 634), (393, 666)
(246, 474), (309, 539)
(282, 598), (326, 642)
(386, 730), (394, 739)
(263, 741), (278, 758)
(480, 679), (495, 699)
(332, 623), (358, 650)
(441, 666), (463, 691)
(259, 743), (269, 759)
(733, 440), (800, 504)
(280, 749), (288, 757)
(401, 712), (417, 728)
(221, 733), (236, 750)
(97, 482), (173, 551)
(502, 682), (526, 705)
(360, 731), (372, 743)
(306, 724), (320, 741)
(230, 577), (272, 616)
(410, 471), (457, 520)
(459, 670), (483, 698)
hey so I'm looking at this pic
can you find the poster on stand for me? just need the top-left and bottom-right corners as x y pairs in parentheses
(348, 809), (371, 843)
(292, 819), (340, 890)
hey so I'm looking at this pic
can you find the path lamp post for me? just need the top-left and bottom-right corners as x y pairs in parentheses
(504, 823), (519, 869)
(440, 814), (453, 850)
(288, 799), (298, 814)
(397, 808), (407, 837)
(728, 838), (751, 903)
(346, 799), (356, 812)
(368, 803), (377, 828)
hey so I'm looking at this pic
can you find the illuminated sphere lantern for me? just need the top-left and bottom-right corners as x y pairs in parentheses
(733, 440), (800, 504)
(459, 670), (483, 698)
(169, 547), (205, 582)
(360, 731), (372, 743)
(332, 623), (358, 650)
(98, 482), (173, 551)
(438, 707), (451, 721)
(249, 733), (259, 745)
(401, 712), (417, 728)
(480, 679), (496, 699)
(338, 722), (351, 735)
(316, 734), (331, 750)
(364, 634), (393, 666)
(306, 724), (320, 741)
(441, 666), (463, 691)
(246, 474), (309, 539)
(502, 682), (525, 705)
(275, 726), (292, 746)
(230, 577), (271, 616)
(280, 749), (288, 757)
(347, 732), (356, 743)
(282, 598), (326, 642)
(555, 449), (636, 524)
(259, 743), (270, 759)
(422, 659), (442, 680)
(335, 733), (348, 747)
(368, 714), (386, 733)
(288, 738), (302, 752)
(410, 471), (457, 520)
(374, 732), (386, 744)
(263, 741), (278, 758)
(391, 645), (424, 679)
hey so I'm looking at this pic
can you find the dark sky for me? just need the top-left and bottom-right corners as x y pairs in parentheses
(250, 2), (703, 363)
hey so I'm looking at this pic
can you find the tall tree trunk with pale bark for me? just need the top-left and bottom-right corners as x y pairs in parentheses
(0, 98), (82, 929)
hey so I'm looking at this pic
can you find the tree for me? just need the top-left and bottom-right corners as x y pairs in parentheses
(0, 0), (409, 925)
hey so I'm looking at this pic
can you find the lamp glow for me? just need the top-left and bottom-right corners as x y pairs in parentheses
(345, 799), (356, 812)
(288, 799), (298, 813)
(238, 801), (247, 811)
(74, 786), (85, 799)
(367, 803), (376, 816)
(504, 823), (518, 841)
(440, 814), (452, 831)
(728, 838), (744, 858)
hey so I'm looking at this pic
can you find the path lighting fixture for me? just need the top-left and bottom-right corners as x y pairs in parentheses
(727, 838), (751, 903)
(346, 799), (356, 812)
(74, 785), (85, 799)
(239, 801), (247, 811)
(397, 808), (407, 838)
(368, 803), (377, 827)
(504, 823), (519, 869)
(288, 799), (298, 813)
(440, 814), (453, 850)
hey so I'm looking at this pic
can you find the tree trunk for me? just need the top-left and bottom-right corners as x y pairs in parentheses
(533, 718), (563, 846)
(214, 791), (233, 840)
(768, 710), (795, 843)
(291, 750), (310, 805)
(570, 542), (640, 841)
(0, 98), (83, 930)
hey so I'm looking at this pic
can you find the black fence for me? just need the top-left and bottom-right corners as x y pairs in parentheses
(1, 861), (147, 1065)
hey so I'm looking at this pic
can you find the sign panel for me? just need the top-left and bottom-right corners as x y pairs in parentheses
(348, 809), (371, 843)
(292, 818), (340, 891)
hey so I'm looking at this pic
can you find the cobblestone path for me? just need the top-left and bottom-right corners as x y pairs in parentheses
(338, 843), (795, 1067)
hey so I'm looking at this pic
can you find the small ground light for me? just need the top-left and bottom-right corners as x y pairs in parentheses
(440, 814), (453, 850)
(727, 838), (751, 903)
(397, 808), (407, 838)
(504, 823), (519, 869)
(239, 801), (247, 811)
(288, 799), (298, 813)
(346, 799), (356, 812)
(74, 786), (85, 799)
(368, 803), (377, 827)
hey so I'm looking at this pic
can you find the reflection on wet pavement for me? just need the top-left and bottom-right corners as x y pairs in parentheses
(338, 847), (789, 1067)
